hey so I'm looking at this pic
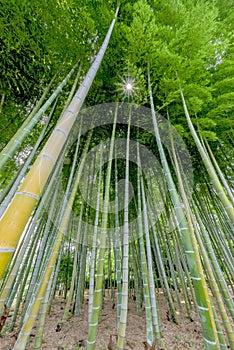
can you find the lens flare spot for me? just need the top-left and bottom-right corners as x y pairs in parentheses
(126, 83), (133, 91)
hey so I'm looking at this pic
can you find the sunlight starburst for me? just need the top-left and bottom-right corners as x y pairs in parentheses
(116, 75), (138, 101)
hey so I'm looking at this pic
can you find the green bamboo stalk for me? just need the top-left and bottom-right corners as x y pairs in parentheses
(149, 72), (219, 349)
(62, 199), (85, 321)
(8, 218), (48, 332)
(13, 131), (92, 349)
(192, 199), (234, 320)
(0, 66), (77, 170)
(33, 274), (54, 349)
(129, 235), (142, 317)
(61, 124), (85, 321)
(171, 139), (230, 348)
(60, 64), (82, 116)
(180, 89), (234, 224)
(140, 178), (161, 345)
(168, 227), (193, 319)
(74, 221), (88, 316)
(86, 102), (119, 350)
(62, 131), (91, 322)
(116, 106), (131, 350)
(159, 223), (182, 308)
(88, 150), (103, 323)
(148, 209), (178, 324)
(136, 166), (153, 346)
(195, 188), (234, 284)
(204, 140), (234, 206)
(47, 234), (67, 312)
(0, 97), (57, 209)
(0, 92), (5, 114)
(194, 221), (233, 348)
(114, 154), (122, 327)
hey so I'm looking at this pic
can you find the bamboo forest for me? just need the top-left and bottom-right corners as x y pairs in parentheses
(0, 1), (233, 349)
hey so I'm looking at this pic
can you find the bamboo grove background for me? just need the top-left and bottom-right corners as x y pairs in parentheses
(0, 1), (233, 349)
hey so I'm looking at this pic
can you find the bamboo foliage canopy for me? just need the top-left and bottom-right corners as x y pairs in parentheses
(0, 1), (233, 350)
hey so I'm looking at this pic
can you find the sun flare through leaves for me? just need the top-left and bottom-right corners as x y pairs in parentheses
(116, 76), (138, 101)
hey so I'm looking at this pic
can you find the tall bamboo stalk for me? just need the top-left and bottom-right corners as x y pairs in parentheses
(0, 9), (119, 280)
(148, 71), (219, 349)
(171, 138), (233, 348)
(88, 150), (103, 323)
(204, 139), (234, 206)
(86, 102), (119, 350)
(0, 98), (56, 213)
(137, 165), (154, 345)
(0, 67), (76, 170)
(116, 106), (131, 350)
(180, 89), (234, 224)
(13, 131), (92, 349)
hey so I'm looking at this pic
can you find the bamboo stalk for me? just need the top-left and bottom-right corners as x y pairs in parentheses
(13, 131), (92, 349)
(86, 102), (119, 350)
(0, 10), (118, 280)
(148, 71), (219, 349)
(180, 89), (234, 224)
(116, 106), (131, 350)
(0, 67), (76, 170)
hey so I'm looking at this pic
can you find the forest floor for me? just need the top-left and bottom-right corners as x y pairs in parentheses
(1, 290), (204, 350)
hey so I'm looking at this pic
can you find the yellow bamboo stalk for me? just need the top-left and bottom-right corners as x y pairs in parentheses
(13, 132), (91, 349)
(170, 137), (220, 348)
(0, 10), (118, 280)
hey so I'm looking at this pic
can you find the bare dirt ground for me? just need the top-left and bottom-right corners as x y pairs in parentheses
(1, 291), (204, 350)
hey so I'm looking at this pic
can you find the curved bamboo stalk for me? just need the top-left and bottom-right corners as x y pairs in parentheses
(192, 196), (234, 320)
(13, 131), (92, 349)
(0, 66), (77, 170)
(180, 89), (234, 224)
(171, 139), (232, 348)
(0, 98), (57, 214)
(204, 139), (234, 206)
(148, 72), (219, 349)
(0, 9), (118, 280)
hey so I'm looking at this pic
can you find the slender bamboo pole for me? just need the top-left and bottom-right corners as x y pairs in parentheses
(204, 139), (234, 206)
(116, 106), (131, 350)
(139, 169), (161, 344)
(86, 102), (119, 350)
(0, 98), (56, 214)
(137, 166), (153, 345)
(114, 154), (123, 327)
(180, 89), (234, 224)
(148, 72), (219, 349)
(13, 131), (92, 349)
(62, 200), (85, 321)
(88, 150), (103, 323)
(0, 67), (76, 170)
(171, 140), (231, 348)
